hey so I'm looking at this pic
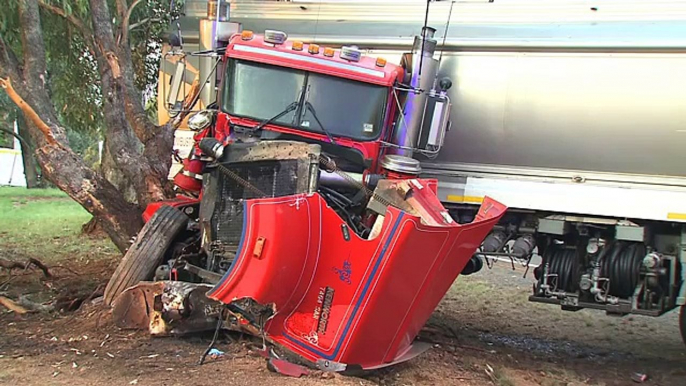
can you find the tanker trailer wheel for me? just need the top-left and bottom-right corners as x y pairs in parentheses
(103, 206), (189, 306)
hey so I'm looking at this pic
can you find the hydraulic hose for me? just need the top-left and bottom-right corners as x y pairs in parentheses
(601, 241), (645, 298)
(545, 246), (578, 292)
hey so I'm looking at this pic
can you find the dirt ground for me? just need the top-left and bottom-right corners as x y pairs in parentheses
(1, 252), (685, 386)
(0, 189), (683, 386)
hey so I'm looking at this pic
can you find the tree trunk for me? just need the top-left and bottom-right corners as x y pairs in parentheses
(16, 114), (41, 188)
(100, 136), (137, 203)
(35, 144), (143, 251)
(88, 0), (172, 208)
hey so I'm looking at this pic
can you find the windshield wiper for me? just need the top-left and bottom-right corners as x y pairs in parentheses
(251, 101), (338, 146)
(252, 101), (299, 132)
(304, 101), (337, 145)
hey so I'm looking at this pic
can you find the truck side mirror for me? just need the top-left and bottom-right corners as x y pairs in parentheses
(421, 92), (451, 151)
(415, 78), (452, 153)
(168, 21), (183, 49)
(166, 61), (186, 118)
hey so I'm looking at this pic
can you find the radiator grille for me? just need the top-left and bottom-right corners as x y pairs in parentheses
(211, 159), (300, 245)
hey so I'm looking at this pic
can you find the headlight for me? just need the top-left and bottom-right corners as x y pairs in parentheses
(187, 110), (215, 131)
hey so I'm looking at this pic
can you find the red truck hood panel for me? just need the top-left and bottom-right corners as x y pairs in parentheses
(207, 188), (506, 370)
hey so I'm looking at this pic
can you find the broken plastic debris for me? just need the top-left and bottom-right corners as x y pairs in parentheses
(631, 372), (648, 383)
(208, 348), (224, 359)
(267, 358), (309, 378)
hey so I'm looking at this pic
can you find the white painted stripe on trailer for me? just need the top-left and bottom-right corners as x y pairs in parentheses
(440, 175), (686, 223)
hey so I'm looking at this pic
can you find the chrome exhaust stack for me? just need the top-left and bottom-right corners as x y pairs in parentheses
(391, 26), (440, 157)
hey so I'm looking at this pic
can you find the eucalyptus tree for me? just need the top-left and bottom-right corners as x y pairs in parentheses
(0, 0), (183, 251)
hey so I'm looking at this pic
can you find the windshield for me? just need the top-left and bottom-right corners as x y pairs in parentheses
(221, 59), (388, 141)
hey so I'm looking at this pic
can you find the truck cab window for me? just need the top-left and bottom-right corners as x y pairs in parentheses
(222, 60), (305, 127)
(221, 59), (387, 141)
(300, 72), (386, 140)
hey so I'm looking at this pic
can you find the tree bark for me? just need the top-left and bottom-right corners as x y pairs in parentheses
(101, 136), (137, 203)
(36, 144), (143, 251)
(16, 114), (41, 188)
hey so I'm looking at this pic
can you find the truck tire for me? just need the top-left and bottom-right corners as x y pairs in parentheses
(680, 305), (686, 346)
(103, 206), (189, 306)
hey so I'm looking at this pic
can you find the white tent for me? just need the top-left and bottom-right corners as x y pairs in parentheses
(0, 121), (26, 187)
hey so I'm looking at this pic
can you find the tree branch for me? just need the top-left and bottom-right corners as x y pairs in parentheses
(38, 2), (88, 36)
(18, 0), (47, 88)
(0, 257), (52, 278)
(16, 0), (69, 147)
(0, 127), (32, 151)
(120, 0), (143, 46)
(38, 1), (95, 53)
(116, 0), (128, 19)
(116, 36), (162, 144)
(0, 35), (23, 85)
(128, 17), (162, 32)
(0, 296), (30, 314)
(0, 78), (58, 146)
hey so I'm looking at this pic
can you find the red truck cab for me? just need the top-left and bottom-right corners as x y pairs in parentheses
(110, 30), (506, 373)
(214, 31), (404, 172)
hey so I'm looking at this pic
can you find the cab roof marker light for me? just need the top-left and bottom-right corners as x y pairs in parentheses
(232, 45), (385, 78)
(340, 46), (362, 62)
(376, 57), (387, 67)
(308, 44), (320, 55)
(241, 30), (254, 41)
(323, 47), (335, 57)
(292, 41), (304, 51)
(264, 30), (288, 45)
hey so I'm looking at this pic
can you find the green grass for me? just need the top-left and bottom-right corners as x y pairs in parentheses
(0, 187), (117, 261)
(0, 186), (69, 198)
(488, 366), (516, 386)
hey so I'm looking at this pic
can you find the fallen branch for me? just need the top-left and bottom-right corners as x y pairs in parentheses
(0, 296), (30, 314)
(82, 283), (105, 307)
(0, 78), (58, 146)
(50, 265), (81, 276)
(0, 257), (52, 278)
(18, 295), (54, 313)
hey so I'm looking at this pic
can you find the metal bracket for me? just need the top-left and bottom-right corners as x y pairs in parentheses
(315, 359), (347, 372)
(677, 227), (686, 306)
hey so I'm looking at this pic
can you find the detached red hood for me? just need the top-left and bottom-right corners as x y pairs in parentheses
(207, 182), (506, 370)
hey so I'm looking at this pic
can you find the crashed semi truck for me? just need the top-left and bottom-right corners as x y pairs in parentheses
(104, 0), (686, 369)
